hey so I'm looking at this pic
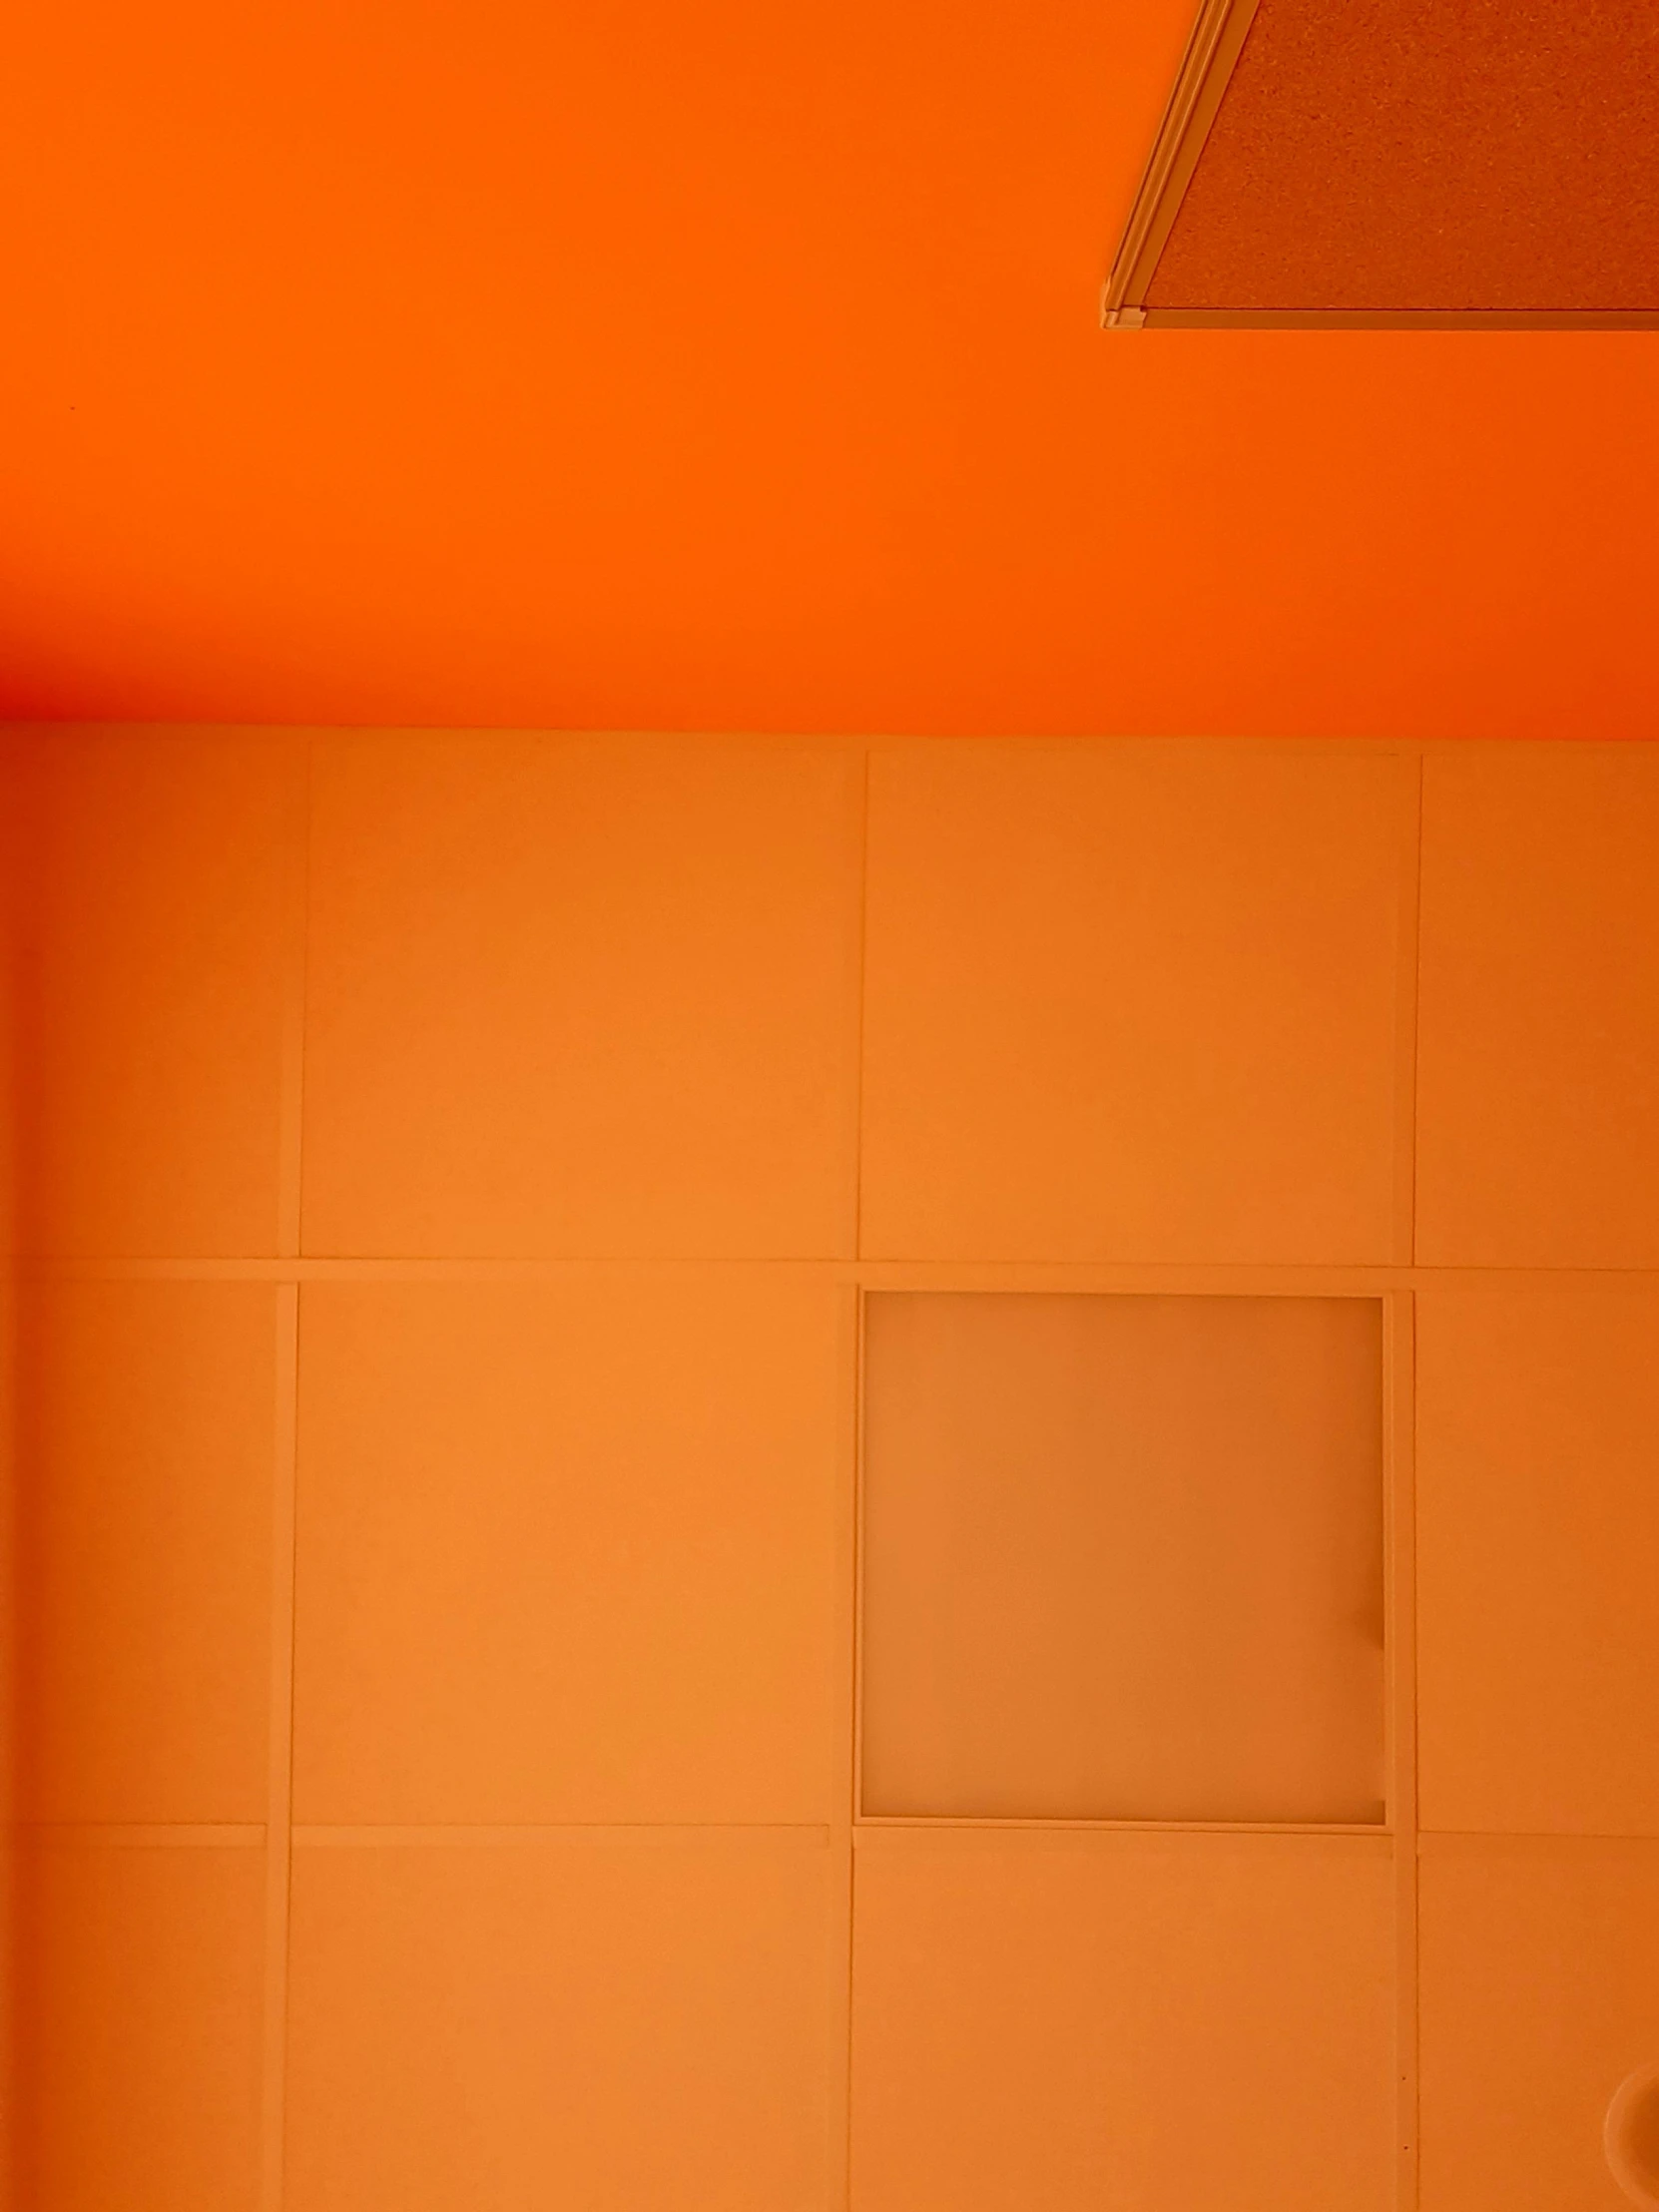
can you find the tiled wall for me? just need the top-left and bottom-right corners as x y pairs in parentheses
(9, 731), (1659, 2212)
(1, 742), (21, 2208)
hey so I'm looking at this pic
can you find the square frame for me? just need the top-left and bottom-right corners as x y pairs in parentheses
(851, 1280), (1414, 1841)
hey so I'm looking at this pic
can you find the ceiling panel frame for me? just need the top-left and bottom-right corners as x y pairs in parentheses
(1102, 0), (1659, 331)
(1102, 0), (1261, 327)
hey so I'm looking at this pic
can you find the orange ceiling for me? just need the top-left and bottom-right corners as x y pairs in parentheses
(2, 0), (1657, 738)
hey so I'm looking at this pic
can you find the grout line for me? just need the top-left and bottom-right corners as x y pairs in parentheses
(1408, 753), (1426, 1268)
(851, 745), (872, 1265)
(259, 1254), (301, 2210)
(852, 1817), (1391, 1838)
(842, 1847), (858, 2212)
(276, 740), (312, 1262)
(831, 1285), (863, 2212)
(1389, 744), (1425, 2212)
(291, 1824), (831, 1848)
(1418, 1830), (1659, 1849)
(1393, 754), (1424, 1268)
(849, 1290), (868, 1835)
(15, 1824), (267, 1849)
(261, 730), (310, 2212)
(1384, 1292), (1420, 2212)
(23, 1256), (1659, 1287)
(18, 1255), (870, 1281)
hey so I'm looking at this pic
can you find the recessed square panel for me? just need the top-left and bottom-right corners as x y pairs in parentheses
(860, 1294), (1383, 1823)
(1117, 0), (1659, 324)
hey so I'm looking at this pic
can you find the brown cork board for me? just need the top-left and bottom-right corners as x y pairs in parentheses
(1144, 0), (1659, 312)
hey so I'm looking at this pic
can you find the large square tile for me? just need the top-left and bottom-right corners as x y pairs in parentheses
(849, 1830), (1395, 2212)
(301, 737), (862, 1257)
(859, 744), (1407, 1262)
(285, 1833), (833, 2212)
(293, 1277), (843, 1823)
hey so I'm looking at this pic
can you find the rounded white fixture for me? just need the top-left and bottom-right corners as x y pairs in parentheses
(1607, 2062), (1659, 2209)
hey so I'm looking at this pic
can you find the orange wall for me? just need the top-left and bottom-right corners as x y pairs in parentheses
(7, 729), (1659, 2211)
(1, 740), (21, 2212)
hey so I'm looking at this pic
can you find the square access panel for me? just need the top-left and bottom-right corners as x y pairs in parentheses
(1103, 0), (1659, 328)
(860, 1294), (1384, 1824)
